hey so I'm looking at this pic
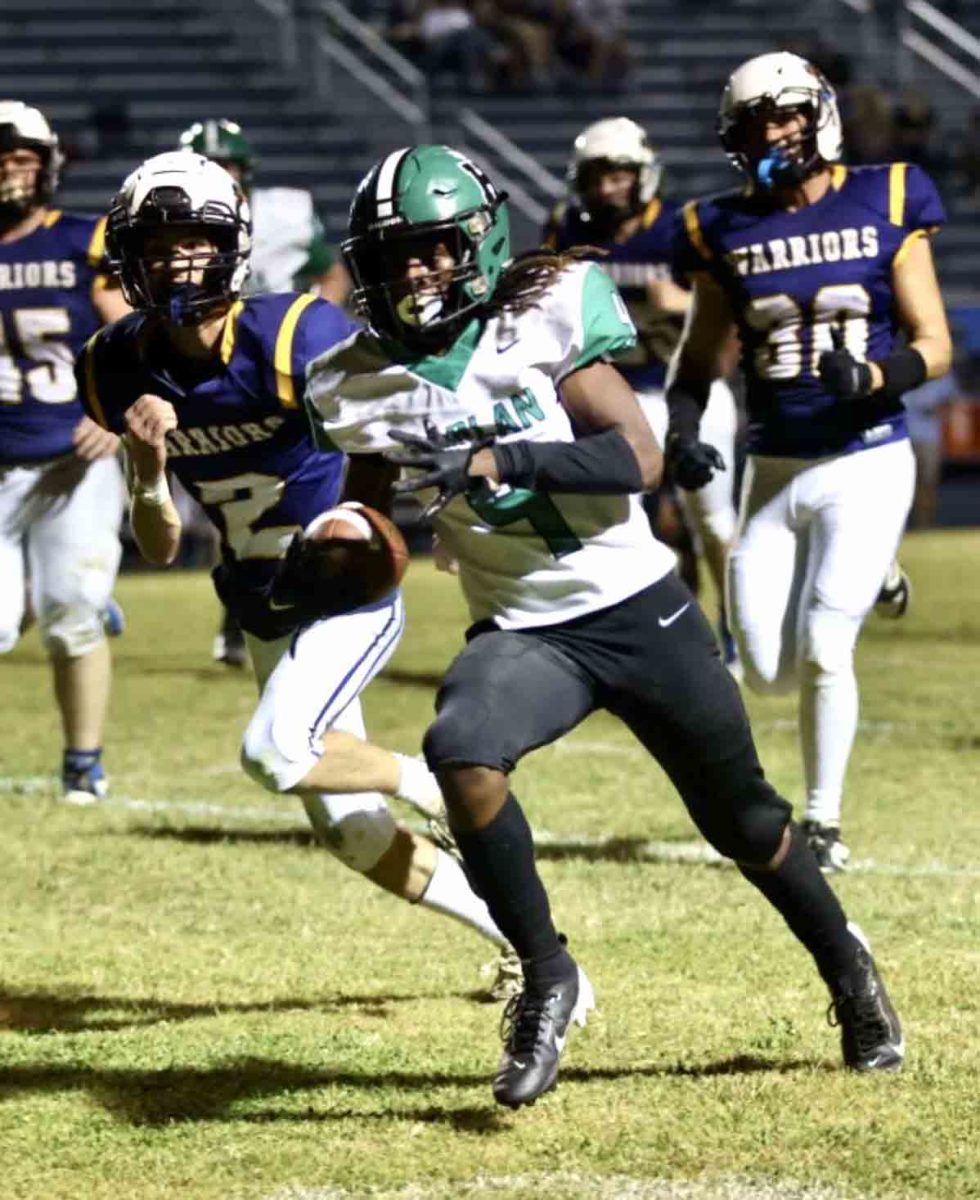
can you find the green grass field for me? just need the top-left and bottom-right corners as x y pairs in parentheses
(2, 530), (979, 1200)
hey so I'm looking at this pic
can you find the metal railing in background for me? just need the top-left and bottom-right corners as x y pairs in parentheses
(904, 0), (980, 100)
(458, 107), (563, 242)
(304, 1), (430, 145)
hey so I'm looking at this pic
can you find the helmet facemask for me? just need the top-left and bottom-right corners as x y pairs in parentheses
(108, 188), (248, 325)
(0, 132), (59, 231)
(574, 158), (645, 236)
(345, 203), (504, 354)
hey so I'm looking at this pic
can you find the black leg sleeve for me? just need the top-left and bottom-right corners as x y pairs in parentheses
(738, 822), (861, 989)
(453, 793), (575, 992)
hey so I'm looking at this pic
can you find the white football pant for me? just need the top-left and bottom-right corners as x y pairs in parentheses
(242, 593), (405, 872)
(0, 454), (124, 657)
(728, 439), (915, 827)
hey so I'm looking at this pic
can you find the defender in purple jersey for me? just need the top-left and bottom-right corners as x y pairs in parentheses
(78, 151), (517, 988)
(0, 101), (130, 804)
(667, 52), (952, 869)
(545, 116), (741, 666)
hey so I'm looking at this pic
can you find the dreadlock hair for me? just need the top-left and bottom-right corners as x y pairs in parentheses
(486, 246), (602, 318)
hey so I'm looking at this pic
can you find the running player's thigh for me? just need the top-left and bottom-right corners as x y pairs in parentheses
(257, 592), (405, 740)
(728, 456), (805, 689)
(805, 442), (916, 618)
(28, 457), (123, 613)
(425, 628), (597, 773)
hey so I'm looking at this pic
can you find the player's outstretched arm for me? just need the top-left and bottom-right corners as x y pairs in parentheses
(122, 394), (182, 567)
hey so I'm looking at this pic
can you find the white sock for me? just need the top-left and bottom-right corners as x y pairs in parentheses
(799, 660), (858, 828)
(418, 849), (507, 947)
(394, 752), (443, 817)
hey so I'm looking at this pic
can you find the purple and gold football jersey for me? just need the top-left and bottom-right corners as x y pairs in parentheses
(77, 292), (354, 599)
(0, 210), (109, 464)
(545, 197), (682, 390)
(675, 162), (945, 457)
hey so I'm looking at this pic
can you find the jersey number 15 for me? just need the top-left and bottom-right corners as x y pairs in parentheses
(0, 307), (76, 404)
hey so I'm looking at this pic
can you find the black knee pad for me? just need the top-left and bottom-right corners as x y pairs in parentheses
(686, 764), (791, 865)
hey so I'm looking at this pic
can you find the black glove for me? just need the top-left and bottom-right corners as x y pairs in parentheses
(664, 432), (726, 491)
(818, 326), (873, 400)
(385, 418), (495, 519)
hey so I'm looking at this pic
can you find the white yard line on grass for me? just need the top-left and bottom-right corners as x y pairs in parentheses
(266, 1174), (861, 1200)
(3, 775), (980, 879)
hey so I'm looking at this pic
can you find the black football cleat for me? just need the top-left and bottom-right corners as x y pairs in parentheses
(829, 928), (905, 1072)
(493, 965), (594, 1109)
(801, 819), (850, 873)
(874, 564), (911, 620)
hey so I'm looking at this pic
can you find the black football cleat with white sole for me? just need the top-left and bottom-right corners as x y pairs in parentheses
(801, 819), (850, 873)
(493, 965), (594, 1109)
(829, 928), (905, 1072)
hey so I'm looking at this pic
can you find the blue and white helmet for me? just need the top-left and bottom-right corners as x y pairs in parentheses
(106, 150), (252, 323)
(718, 52), (843, 189)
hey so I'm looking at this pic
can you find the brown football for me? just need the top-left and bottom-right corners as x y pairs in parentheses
(303, 502), (409, 602)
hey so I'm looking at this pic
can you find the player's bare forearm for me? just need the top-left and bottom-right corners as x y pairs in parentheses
(887, 233), (952, 382)
(668, 272), (737, 386)
(130, 495), (182, 567)
(343, 453), (399, 515)
(122, 393), (182, 565)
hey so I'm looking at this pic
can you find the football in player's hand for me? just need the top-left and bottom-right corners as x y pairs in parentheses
(302, 501), (409, 603)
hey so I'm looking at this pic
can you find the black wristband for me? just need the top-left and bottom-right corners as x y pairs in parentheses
(879, 346), (927, 399)
(492, 429), (644, 494)
(666, 378), (711, 441)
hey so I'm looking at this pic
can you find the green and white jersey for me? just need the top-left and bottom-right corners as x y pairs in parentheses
(305, 261), (676, 629)
(247, 187), (335, 295)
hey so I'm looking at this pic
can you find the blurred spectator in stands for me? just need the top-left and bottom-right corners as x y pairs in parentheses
(555, 0), (630, 91)
(480, 0), (557, 91)
(903, 372), (957, 528)
(841, 83), (894, 164)
(416, 0), (495, 92)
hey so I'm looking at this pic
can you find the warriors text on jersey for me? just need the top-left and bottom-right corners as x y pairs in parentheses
(0, 211), (110, 464)
(77, 293), (353, 609)
(675, 162), (945, 457)
(306, 261), (676, 629)
(545, 197), (683, 391)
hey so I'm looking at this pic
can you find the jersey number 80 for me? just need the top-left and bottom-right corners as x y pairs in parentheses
(745, 284), (871, 382)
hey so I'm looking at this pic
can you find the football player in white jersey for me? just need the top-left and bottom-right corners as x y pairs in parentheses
(0, 100), (130, 803)
(667, 53), (952, 870)
(306, 145), (907, 1110)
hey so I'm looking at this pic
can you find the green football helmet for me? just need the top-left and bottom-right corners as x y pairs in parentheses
(343, 145), (510, 352)
(178, 118), (255, 190)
